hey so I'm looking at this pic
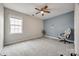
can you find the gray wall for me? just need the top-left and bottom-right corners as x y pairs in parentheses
(4, 8), (43, 45)
(44, 11), (74, 41)
(0, 4), (4, 51)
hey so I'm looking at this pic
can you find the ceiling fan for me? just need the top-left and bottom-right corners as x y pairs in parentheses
(34, 5), (50, 16)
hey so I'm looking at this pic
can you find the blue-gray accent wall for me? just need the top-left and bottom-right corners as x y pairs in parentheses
(44, 11), (74, 41)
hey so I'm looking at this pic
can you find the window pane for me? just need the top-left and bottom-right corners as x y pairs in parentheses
(11, 25), (15, 28)
(10, 18), (15, 24)
(11, 28), (15, 33)
(14, 26), (19, 28)
(18, 29), (22, 33)
(14, 28), (18, 33)
(18, 21), (22, 25)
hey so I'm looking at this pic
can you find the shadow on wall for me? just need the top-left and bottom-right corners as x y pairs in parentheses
(69, 29), (74, 41)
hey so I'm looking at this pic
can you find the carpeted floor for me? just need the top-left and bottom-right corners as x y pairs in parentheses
(1, 38), (74, 56)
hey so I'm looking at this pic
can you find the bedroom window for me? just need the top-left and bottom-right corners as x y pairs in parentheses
(10, 17), (22, 34)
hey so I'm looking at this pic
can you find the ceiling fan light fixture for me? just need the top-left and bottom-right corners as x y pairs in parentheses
(34, 5), (50, 16)
(40, 11), (44, 14)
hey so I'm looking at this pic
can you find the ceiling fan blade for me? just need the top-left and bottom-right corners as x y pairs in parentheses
(36, 12), (40, 14)
(44, 11), (50, 13)
(35, 8), (40, 11)
(44, 5), (48, 9)
(41, 5), (48, 10)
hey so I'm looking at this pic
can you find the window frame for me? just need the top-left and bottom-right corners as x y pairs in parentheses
(9, 16), (23, 34)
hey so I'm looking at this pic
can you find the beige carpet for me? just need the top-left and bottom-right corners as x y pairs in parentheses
(1, 38), (74, 56)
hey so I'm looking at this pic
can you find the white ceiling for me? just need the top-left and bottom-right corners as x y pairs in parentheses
(3, 3), (74, 20)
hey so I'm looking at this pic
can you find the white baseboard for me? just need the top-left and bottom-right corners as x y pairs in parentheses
(45, 35), (60, 40)
(45, 35), (74, 43)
